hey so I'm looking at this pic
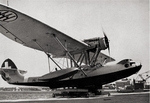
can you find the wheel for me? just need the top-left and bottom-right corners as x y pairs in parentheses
(52, 93), (56, 98)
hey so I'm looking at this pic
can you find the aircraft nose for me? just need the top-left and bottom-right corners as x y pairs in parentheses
(135, 61), (142, 67)
(135, 63), (142, 73)
(137, 63), (142, 68)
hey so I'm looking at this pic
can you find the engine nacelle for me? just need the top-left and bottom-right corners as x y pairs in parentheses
(83, 37), (108, 50)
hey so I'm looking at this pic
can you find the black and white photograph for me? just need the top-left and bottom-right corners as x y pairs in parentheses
(0, 0), (149, 103)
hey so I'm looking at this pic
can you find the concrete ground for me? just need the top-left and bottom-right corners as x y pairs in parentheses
(0, 91), (149, 103)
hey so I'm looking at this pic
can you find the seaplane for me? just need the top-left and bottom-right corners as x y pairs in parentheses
(0, 4), (142, 96)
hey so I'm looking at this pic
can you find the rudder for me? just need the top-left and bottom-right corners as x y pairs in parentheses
(0, 59), (24, 83)
(1, 58), (17, 69)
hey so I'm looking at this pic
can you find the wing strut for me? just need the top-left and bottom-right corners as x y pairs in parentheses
(52, 34), (87, 77)
(33, 39), (62, 71)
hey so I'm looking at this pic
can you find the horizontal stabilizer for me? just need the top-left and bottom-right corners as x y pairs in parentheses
(19, 70), (27, 74)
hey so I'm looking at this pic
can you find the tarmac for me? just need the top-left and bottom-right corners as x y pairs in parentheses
(0, 91), (149, 103)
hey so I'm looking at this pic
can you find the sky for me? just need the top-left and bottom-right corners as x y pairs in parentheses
(0, 0), (149, 87)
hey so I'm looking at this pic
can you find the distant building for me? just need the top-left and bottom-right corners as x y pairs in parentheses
(116, 80), (131, 89)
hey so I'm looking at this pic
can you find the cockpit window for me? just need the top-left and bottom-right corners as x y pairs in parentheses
(117, 59), (132, 64)
(124, 62), (135, 68)
(125, 64), (129, 68)
(130, 62), (135, 66)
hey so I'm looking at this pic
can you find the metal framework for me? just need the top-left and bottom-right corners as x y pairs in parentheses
(33, 34), (101, 77)
(52, 34), (87, 76)
(33, 39), (62, 71)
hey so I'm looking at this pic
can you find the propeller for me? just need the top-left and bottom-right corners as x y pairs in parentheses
(103, 30), (110, 56)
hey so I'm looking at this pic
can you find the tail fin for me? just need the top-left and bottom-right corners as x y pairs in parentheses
(1, 58), (18, 69)
(0, 59), (25, 83)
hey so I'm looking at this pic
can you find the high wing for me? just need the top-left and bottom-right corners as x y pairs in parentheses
(0, 4), (88, 57)
(0, 4), (115, 64)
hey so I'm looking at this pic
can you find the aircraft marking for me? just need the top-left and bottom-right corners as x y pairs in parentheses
(4, 61), (11, 69)
(0, 10), (18, 22)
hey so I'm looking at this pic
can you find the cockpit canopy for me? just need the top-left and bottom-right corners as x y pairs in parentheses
(117, 59), (136, 68)
(117, 59), (133, 64)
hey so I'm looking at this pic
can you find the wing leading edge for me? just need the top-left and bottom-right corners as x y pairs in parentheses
(0, 4), (88, 57)
(0, 4), (115, 64)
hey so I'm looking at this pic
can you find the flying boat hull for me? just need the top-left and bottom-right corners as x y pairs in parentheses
(8, 60), (141, 89)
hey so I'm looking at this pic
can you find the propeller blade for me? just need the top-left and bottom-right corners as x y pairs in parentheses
(103, 30), (110, 56)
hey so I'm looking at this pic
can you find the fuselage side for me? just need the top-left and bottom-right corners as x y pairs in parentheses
(9, 59), (142, 89)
